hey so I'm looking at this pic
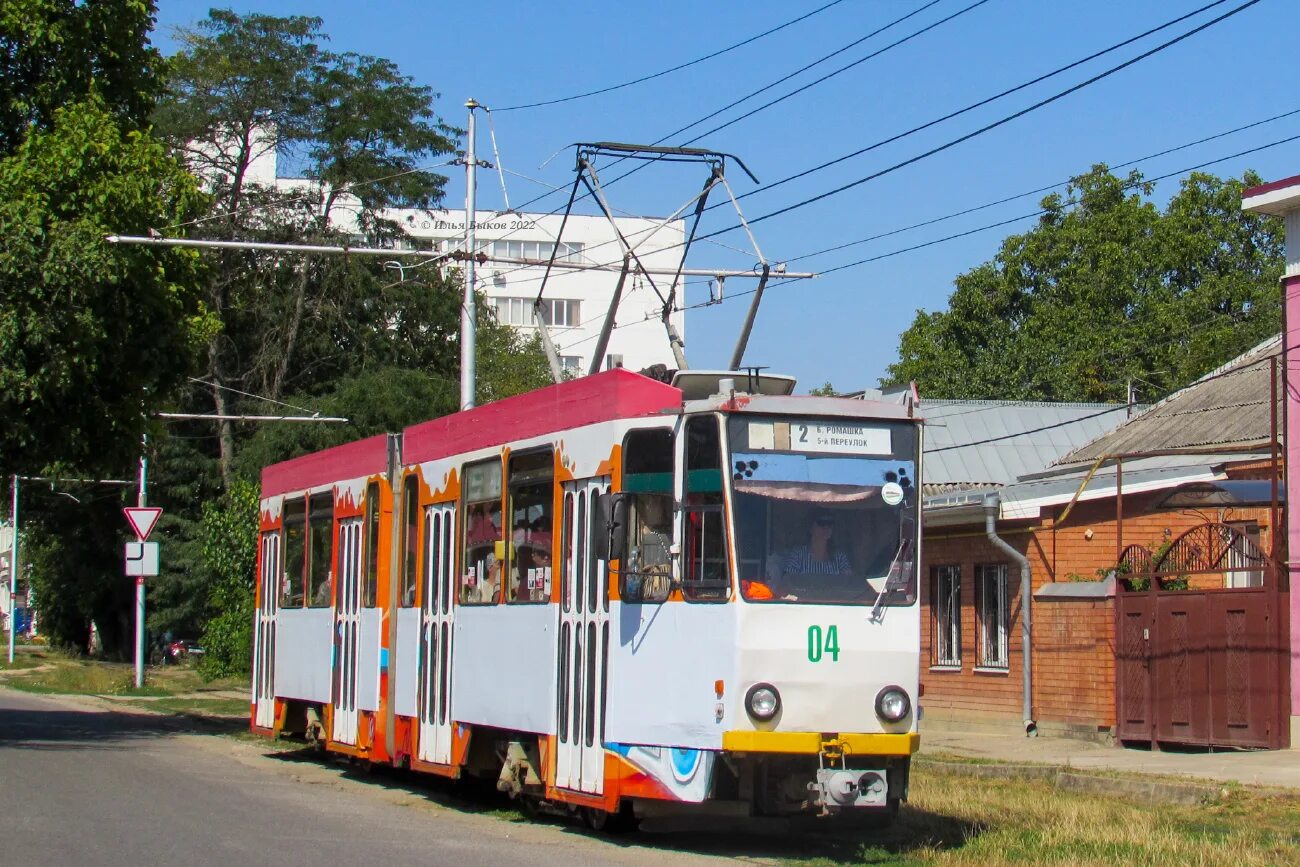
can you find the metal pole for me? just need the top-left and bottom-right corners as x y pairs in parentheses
(8, 475), (18, 664)
(135, 437), (147, 688)
(460, 98), (480, 411)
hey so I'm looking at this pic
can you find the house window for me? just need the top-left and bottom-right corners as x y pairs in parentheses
(605, 353), (623, 370)
(491, 296), (580, 328)
(560, 355), (582, 373)
(490, 240), (584, 263)
(932, 565), (961, 667)
(975, 563), (1009, 669)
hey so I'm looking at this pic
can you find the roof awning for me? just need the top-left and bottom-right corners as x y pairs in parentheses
(1153, 479), (1284, 510)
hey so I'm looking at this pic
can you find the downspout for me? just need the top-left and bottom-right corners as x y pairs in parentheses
(984, 492), (1036, 736)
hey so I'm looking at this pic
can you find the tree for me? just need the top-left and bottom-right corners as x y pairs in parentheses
(0, 0), (210, 478)
(885, 167), (1284, 402)
(154, 10), (460, 487)
(0, 0), (164, 153)
(0, 100), (211, 477)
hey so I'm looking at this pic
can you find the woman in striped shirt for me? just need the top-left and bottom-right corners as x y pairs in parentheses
(780, 509), (852, 576)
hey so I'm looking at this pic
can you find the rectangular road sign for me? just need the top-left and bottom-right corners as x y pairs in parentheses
(123, 507), (163, 542)
(125, 542), (159, 577)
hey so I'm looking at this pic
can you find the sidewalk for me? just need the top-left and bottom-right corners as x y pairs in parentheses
(920, 726), (1300, 791)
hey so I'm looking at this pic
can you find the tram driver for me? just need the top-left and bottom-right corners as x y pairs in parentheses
(765, 507), (852, 598)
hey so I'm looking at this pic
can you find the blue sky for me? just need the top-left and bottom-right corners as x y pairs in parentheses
(153, 1), (1299, 393)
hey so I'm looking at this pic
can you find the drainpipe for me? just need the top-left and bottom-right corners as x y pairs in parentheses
(984, 492), (1036, 736)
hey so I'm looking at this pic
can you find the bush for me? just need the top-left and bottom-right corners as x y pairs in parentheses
(198, 480), (259, 679)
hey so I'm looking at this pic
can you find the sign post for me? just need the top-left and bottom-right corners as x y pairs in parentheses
(124, 440), (158, 689)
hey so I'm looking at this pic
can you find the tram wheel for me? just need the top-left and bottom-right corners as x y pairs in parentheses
(582, 802), (639, 834)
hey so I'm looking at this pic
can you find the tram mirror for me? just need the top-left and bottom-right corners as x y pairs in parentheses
(598, 492), (628, 561)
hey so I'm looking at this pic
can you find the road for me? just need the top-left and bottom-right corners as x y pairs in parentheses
(0, 688), (772, 866)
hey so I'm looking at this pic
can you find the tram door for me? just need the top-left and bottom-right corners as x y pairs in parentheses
(417, 503), (456, 764)
(253, 530), (280, 729)
(332, 517), (363, 745)
(556, 478), (610, 794)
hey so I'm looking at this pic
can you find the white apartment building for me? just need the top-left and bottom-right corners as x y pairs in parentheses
(224, 136), (687, 374)
(384, 209), (687, 375)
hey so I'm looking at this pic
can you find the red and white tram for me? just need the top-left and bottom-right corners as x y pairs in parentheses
(251, 368), (922, 827)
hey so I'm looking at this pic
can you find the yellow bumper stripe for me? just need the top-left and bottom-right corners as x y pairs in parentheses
(721, 731), (919, 756)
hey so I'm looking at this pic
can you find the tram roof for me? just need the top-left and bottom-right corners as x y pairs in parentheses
(403, 368), (682, 465)
(261, 433), (389, 498)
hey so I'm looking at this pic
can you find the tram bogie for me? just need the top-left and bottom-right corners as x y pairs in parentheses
(250, 369), (922, 826)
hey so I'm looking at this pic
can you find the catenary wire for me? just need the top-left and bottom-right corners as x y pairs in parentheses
(485, 0), (1255, 286)
(493, 0), (850, 112)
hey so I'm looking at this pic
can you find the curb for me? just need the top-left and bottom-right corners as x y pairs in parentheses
(919, 759), (1222, 805)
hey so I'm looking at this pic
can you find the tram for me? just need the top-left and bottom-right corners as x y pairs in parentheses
(251, 368), (922, 828)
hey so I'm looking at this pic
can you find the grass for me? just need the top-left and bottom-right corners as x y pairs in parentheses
(122, 696), (250, 717)
(778, 766), (1300, 865)
(0, 651), (248, 698)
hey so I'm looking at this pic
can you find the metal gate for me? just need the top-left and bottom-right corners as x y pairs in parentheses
(1115, 524), (1288, 749)
(418, 503), (456, 764)
(332, 518), (363, 745)
(253, 530), (279, 730)
(555, 478), (610, 795)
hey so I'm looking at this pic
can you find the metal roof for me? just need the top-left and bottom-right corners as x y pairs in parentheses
(1053, 335), (1283, 467)
(921, 399), (1135, 488)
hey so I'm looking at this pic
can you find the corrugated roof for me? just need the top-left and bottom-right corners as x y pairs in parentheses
(921, 399), (1134, 487)
(1054, 335), (1283, 467)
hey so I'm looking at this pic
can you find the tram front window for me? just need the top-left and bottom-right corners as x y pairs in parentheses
(728, 417), (918, 606)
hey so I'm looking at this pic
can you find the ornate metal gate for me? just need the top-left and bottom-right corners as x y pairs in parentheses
(1114, 523), (1288, 749)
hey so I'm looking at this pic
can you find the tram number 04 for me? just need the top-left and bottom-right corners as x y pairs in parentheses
(807, 624), (841, 663)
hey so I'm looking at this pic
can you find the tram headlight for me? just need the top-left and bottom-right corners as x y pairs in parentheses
(745, 682), (781, 721)
(875, 686), (911, 722)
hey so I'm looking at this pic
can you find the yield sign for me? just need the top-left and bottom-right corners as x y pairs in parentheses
(123, 507), (163, 542)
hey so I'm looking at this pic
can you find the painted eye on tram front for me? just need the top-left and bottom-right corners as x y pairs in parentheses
(745, 683), (781, 721)
(875, 685), (911, 722)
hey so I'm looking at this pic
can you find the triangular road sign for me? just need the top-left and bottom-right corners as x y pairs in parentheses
(123, 507), (163, 542)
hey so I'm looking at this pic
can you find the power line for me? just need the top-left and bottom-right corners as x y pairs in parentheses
(786, 105), (1300, 265)
(487, 0), (1257, 287)
(493, 0), (850, 112)
(503, 0), (969, 217)
(699, 0), (1262, 243)
(727, 0), (1237, 208)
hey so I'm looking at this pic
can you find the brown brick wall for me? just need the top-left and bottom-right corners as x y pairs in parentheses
(919, 489), (1275, 731)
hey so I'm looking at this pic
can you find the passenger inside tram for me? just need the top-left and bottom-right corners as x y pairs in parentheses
(626, 495), (673, 601)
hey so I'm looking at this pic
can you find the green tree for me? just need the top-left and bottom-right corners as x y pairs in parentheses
(154, 9), (460, 487)
(0, 0), (164, 153)
(885, 167), (1283, 402)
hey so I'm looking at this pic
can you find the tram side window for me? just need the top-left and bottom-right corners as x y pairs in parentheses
(620, 428), (674, 603)
(507, 450), (554, 604)
(461, 460), (503, 604)
(683, 415), (729, 601)
(281, 498), (307, 607)
(306, 493), (334, 607)
(360, 481), (380, 607)
(400, 474), (420, 607)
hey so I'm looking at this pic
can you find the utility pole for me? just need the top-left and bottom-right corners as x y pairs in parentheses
(7, 475), (18, 665)
(460, 98), (481, 410)
(134, 436), (147, 688)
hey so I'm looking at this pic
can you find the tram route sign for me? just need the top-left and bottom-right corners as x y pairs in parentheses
(123, 506), (163, 542)
(125, 542), (159, 577)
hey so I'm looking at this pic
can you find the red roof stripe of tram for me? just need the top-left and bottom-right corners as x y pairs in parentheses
(261, 433), (390, 498)
(403, 368), (682, 465)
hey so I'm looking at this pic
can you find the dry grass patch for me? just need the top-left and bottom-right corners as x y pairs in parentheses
(784, 766), (1298, 865)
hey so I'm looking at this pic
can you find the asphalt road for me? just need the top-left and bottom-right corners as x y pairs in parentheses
(0, 688), (765, 866)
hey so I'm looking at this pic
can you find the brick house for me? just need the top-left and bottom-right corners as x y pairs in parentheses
(917, 336), (1286, 744)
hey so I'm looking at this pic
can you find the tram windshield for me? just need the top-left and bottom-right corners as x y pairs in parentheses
(728, 416), (919, 606)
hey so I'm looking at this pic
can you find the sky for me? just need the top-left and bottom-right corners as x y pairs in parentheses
(153, 0), (1299, 394)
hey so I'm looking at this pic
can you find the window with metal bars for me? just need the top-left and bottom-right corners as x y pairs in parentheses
(932, 564), (961, 667)
(975, 563), (1009, 670)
